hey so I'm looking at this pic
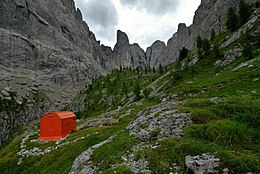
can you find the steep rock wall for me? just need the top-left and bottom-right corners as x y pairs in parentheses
(112, 30), (147, 69)
(0, 0), (108, 144)
(160, 0), (259, 66)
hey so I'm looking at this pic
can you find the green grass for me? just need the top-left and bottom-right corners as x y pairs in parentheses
(1, 59), (259, 173)
(92, 131), (139, 173)
(189, 108), (219, 124)
(212, 95), (260, 127)
(185, 119), (253, 146)
(100, 164), (134, 174)
(0, 135), (23, 173)
(183, 95), (260, 127)
(145, 138), (260, 174)
(0, 126), (120, 174)
(183, 95), (260, 148)
(0, 98), (158, 174)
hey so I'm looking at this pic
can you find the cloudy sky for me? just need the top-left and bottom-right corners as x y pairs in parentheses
(75, 0), (201, 49)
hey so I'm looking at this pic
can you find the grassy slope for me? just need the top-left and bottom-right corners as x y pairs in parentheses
(0, 98), (158, 174)
(0, 15), (260, 174)
(141, 19), (260, 173)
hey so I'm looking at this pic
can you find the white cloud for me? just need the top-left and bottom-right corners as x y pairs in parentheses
(74, 0), (118, 45)
(75, 0), (201, 49)
(119, 0), (180, 15)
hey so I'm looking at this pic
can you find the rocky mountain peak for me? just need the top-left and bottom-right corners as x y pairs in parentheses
(177, 23), (188, 32)
(114, 30), (130, 49)
(61, 0), (75, 11)
(111, 30), (146, 68)
(76, 8), (83, 21)
(200, 0), (217, 6)
(146, 41), (166, 68)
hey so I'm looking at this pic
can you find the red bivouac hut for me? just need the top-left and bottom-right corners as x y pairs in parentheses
(39, 111), (76, 140)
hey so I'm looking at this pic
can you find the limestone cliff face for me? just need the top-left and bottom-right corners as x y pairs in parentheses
(146, 41), (166, 68)
(0, 0), (146, 144)
(0, 0), (118, 108)
(192, 0), (258, 42)
(161, 0), (259, 66)
(0, 0), (109, 86)
(128, 44), (147, 68)
(112, 30), (147, 69)
(112, 30), (132, 67)
(163, 23), (192, 66)
(0, 0), (108, 144)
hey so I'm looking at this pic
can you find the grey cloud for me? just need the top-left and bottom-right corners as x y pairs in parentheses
(120, 0), (180, 15)
(94, 25), (116, 41)
(138, 26), (177, 49)
(75, 0), (118, 40)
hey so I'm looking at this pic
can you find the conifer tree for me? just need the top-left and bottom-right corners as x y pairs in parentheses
(152, 67), (156, 73)
(165, 66), (168, 72)
(134, 82), (141, 100)
(159, 64), (164, 74)
(243, 44), (253, 60)
(148, 66), (151, 72)
(213, 43), (223, 60)
(179, 47), (189, 61)
(136, 67), (139, 74)
(242, 31), (254, 60)
(145, 66), (148, 74)
(197, 35), (203, 59)
(239, 0), (251, 25)
(226, 7), (239, 31)
(256, 2), (259, 8)
(210, 29), (216, 41)
(197, 35), (202, 48)
(122, 81), (128, 94)
(202, 38), (211, 55)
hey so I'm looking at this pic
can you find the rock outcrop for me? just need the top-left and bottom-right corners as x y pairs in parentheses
(1, 0), (258, 98)
(185, 154), (220, 174)
(115, 0), (258, 69)
(69, 135), (115, 174)
(127, 101), (193, 141)
(164, 23), (192, 66)
(0, 87), (49, 145)
(112, 30), (147, 69)
(146, 41), (166, 68)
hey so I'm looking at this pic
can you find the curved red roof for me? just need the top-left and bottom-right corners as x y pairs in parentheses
(49, 111), (76, 119)
(39, 111), (76, 140)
